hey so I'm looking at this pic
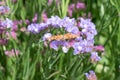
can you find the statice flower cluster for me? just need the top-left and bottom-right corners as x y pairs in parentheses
(5, 49), (20, 57)
(0, 6), (10, 15)
(1, 18), (13, 28)
(27, 16), (79, 34)
(85, 70), (97, 80)
(27, 16), (104, 63)
(0, 18), (19, 45)
(27, 23), (48, 34)
(48, 0), (60, 6)
(68, 2), (86, 17)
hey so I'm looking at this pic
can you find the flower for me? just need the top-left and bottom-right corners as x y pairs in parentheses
(27, 23), (48, 34)
(6, 31), (17, 40)
(62, 46), (69, 53)
(72, 39), (94, 54)
(25, 19), (30, 25)
(50, 40), (59, 50)
(41, 11), (48, 22)
(72, 42), (83, 55)
(32, 13), (38, 23)
(93, 45), (104, 52)
(79, 18), (97, 40)
(27, 23), (40, 33)
(27, 16), (104, 57)
(0, 38), (8, 45)
(46, 16), (62, 28)
(1, 18), (13, 28)
(48, 0), (53, 5)
(12, 0), (17, 3)
(0, 6), (10, 15)
(42, 33), (52, 41)
(0, 1), (5, 5)
(85, 70), (97, 80)
(50, 40), (67, 51)
(76, 2), (86, 9)
(68, 2), (86, 17)
(0, 27), (5, 34)
(48, 0), (60, 6)
(5, 49), (19, 57)
(68, 4), (75, 17)
(90, 52), (101, 63)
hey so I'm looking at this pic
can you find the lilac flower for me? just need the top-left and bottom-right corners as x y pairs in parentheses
(39, 23), (48, 30)
(50, 41), (59, 50)
(48, 0), (53, 5)
(11, 20), (19, 31)
(25, 19), (30, 25)
(17, 20), (23, 25)
(72, 42), (83, 55)
(32, 13), (38, 23)
(67, 40), (75, 47)
(81, 40), (94, 53)
(27, 16), (103, 57)
(5, 49), (19, 57)
(76, 2), (86, 9)
(48, 0), (60, 6)
(27, 23), (48, 34)
(55, 0), (60, 5)
(0, 2), (5, 5)
(42, 11), (48, 22)
(20, 27), (26, 32)
(72, 39), (94, 54)
(6, 31), (17, 40)
(90, 52), (101, 63)
(46, 16), (62, 28)
(0, 27), (5, 34)
(12, 0), (17, 3)
(62, 46), (69, 53)
(79, 18), (97, 40)
(65, 26), (79, 34)
(0, 6), (10, 15)
(93, 45), (104, 52)
(0, 38), (8, 45)
(61, 17), (76, 28)
(1, 18), (13, 28)
(79, 18), (96, 32)
(27, 23), (40, 34)
(42, 33), (52, 41)
(68, 4), (75, 17)
(61, 17), (79, 34)
(68, 2), (86, 17)
(49, 40), (76, 53)
(50, 40), (68, 51)
(85, 70), (97, 80)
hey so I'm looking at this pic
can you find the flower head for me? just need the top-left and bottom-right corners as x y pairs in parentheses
(94, 45), (104, 52)
(5, 49), (19, 57)
(32, 13), (38, 23)
(85, 70), (97, 80)
(76, 2), (86, 9)
(42, 33), (52, 41)
(90, 52), (101, 63)
(0, 38), (8, 45)
(27, 23), (40, 33)
(42, 11), (48, 22)
(46, 16), (62, 28)
(0, 6), (10, 15)
(68, 4), (75, 17)
(1, 18), (13, 28)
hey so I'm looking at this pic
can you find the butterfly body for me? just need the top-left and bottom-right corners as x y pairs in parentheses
(47, 33), (79, 41)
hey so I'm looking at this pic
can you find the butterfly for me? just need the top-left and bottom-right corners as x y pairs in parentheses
(47, 33), (79, 41)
